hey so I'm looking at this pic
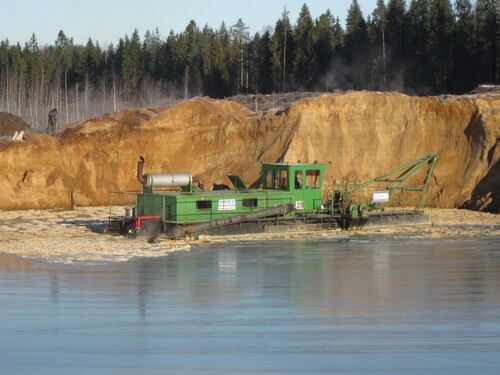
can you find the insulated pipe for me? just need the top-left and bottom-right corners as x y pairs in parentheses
(144, 173), (192, 188)
(137, 156), (146, 185)
(136, 156), (193, 188)
(162, 203), (296, 239)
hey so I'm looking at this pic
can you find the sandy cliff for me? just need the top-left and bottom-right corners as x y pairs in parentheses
(0, 91), (498, 212)
(0, 112), (30, 137)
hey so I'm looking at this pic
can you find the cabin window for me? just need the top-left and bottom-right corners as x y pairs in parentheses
(196, 200), (212, 209)
(243, 198), (258, 208)
(265, 170), (273, 189)
(294, 171), (303, 189)
(264, 169), (288, 190)
(306, 170), (320, 188)
(274, 170), (288, 189)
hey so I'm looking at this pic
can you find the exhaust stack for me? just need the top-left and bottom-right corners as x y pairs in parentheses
(137, 156), (145, 185)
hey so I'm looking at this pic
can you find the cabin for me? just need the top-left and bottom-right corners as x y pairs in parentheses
(135, 162), (326, 223)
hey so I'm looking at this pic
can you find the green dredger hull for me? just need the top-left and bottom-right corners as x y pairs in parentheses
(107, 155), (436, 240)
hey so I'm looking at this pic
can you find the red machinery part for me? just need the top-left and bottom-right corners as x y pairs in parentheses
(135, 215), (161, 230)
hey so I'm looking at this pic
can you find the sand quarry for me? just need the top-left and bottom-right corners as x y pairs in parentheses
(0, 91), (498, 263)
(0, 92), (498, 212)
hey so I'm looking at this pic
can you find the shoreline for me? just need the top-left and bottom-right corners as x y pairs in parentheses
(0, 207), (498, 264)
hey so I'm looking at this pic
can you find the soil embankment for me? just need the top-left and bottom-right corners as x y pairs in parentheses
(0, 112), (30, 138)
(0, 91), (498, 212)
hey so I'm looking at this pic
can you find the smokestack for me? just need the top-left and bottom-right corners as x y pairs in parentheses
(137, 156), (145, 185)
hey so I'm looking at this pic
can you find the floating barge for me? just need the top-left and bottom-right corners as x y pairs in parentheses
(108, 155), (438, 240)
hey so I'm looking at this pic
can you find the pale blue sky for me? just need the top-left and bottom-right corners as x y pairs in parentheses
(0, 0), (376, 46)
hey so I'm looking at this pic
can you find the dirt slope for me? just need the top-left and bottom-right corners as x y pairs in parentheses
(0, 92), (498, 212)
(0, 112), (29, 137)
(283, 92), (499, 211)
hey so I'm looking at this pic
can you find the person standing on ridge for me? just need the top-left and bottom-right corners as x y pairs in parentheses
(47, 108), (58, 135)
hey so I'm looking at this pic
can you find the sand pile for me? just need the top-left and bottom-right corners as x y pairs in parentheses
(0, 207), (190, 263)
(0, 92), (498, 212)
(0, 112), (29, 138)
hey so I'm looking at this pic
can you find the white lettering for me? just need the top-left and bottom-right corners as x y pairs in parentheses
(372, 191), (390, 203)
(218, 198), (236, 211)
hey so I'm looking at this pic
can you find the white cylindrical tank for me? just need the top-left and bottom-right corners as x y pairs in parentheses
(144, 173), (192, 188)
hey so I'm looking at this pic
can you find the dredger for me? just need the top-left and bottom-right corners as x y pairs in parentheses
(107, 154), (438, 240)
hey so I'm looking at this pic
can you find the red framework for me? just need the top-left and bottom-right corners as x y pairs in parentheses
(135, 215), (161, 229)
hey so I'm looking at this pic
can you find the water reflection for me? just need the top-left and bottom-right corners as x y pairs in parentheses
(1, 236), (500, 374)
(1, 238), (500, 317)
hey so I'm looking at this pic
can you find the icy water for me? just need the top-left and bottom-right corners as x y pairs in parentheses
(1, 236), (500, 375)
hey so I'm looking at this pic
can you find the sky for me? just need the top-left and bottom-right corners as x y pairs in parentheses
(0, 0), (376, 46)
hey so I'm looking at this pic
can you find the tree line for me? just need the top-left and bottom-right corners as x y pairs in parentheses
(0, 0), (498, 131)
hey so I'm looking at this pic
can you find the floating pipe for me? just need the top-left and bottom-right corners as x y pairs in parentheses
(161, 203), (296, 239)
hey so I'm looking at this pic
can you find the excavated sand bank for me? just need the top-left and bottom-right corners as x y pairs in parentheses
(0, 91), (498, 213)
(0, 207), (498, 264)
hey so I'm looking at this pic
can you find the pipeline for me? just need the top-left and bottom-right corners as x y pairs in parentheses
(137, 156), (145, 185)
(161, 203), (296, 240)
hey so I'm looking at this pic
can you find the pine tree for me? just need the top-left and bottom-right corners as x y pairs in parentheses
(217, 22), (233, 96)
(161, 31), (178, 85)
(257, 30), (274, 93)
(24, 33), (41, 125)
(0, 40), (9, 108)
(184, 20), (202, 96)
(55, 31), (74, 122)
(231, 18), (250, 93)
(199, 25), (213, 95)
(452, 0), (475, 92)
(474, 0), (499, 84)
(143, 28), (161, 80)
(1, 4), (498, 123)
(292, 4), (317, 89)
(405, 0), (433, 92)
(428, 0), (454, 91)
(10, 43), (27, 115)
(345, 0), (370, 89)
(122, 29), (144, 101)
(332, 17), (345, 52)
(198, 24), (230, 98)
(314, 10), (335, 86)
(371, 0), (388, 89)
(248, 30), (274, 94)
(83, 38), (102, 85)
(385, 0), (407, 88)
(272, 8), (294, 91)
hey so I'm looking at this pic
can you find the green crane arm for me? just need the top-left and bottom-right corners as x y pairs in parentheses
(334, 154), (438, 210)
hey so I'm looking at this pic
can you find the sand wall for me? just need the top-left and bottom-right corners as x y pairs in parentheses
(0, 92), (498, 212)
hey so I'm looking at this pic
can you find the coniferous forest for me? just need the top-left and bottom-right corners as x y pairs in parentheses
(0, 0), (498, 130)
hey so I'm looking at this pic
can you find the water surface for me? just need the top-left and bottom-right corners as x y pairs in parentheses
(1, 236), (500, 374)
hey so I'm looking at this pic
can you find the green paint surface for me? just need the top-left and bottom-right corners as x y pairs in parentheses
(136, 163), (326, 223)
